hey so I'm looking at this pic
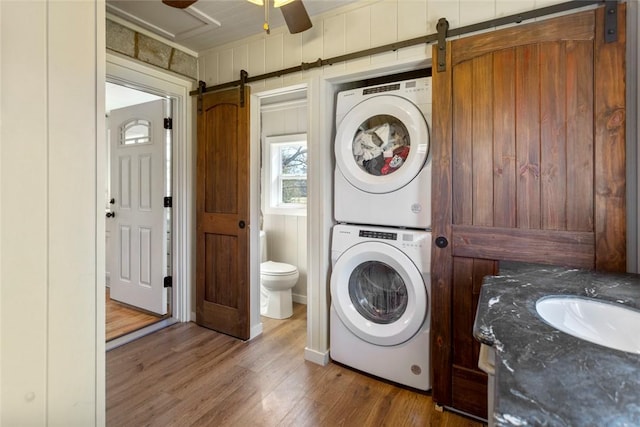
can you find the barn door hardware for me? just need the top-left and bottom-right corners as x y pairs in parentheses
(240, 70), (248, 107)
(436, 18), (449, 72)
(190, 0), (609, 96)
(604, 1), (618, 43)
(197, 80), (206, 115)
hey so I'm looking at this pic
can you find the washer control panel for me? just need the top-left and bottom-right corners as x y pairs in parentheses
(359, 230), (397, 240)
(356, 228), (428, 249)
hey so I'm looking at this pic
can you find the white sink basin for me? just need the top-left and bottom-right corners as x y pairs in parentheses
(536, 296), (640, 354)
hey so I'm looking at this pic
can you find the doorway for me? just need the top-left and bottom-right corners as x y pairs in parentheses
(105, 52), (194, 350)
(105, 83), (172, 342)
(255, 87), (309, 335)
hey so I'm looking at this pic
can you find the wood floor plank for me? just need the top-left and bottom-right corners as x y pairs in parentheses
(278, 396), (332, 427)
(106, 287), (162, 341)
(107, 303), (483, 427)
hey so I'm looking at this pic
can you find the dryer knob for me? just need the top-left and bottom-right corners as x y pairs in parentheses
(435, 236), (448, 248)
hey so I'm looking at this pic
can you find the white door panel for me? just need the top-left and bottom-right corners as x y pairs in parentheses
(108, 99), (167, 315)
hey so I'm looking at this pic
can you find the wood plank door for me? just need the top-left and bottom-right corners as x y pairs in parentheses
(196, 86), (251, 340)
(431, 5), (626, 418)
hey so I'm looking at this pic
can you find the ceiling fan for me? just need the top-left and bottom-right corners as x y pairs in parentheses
(162, 0), (312, 34)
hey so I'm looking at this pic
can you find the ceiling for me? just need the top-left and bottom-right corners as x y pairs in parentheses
(106, 0), (359, 53)
(106, 82), (163, 112)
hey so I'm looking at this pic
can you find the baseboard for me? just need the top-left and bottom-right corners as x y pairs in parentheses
(292, 293), (307, 305)
(250, 322), (263, 340)
(304, 347), (330, 366)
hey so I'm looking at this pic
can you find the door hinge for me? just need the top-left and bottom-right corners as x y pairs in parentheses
(164, 117), (173, 130)
(164, 276), (173, 288)
(164, 196), (172, 208)
(604, 1), (618, 43)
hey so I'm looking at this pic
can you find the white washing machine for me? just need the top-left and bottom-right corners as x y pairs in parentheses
(334, 77), (432, 229)
(330, 224), (431, 390)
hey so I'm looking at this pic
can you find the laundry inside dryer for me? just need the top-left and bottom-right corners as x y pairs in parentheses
(353, 118), (410, 176)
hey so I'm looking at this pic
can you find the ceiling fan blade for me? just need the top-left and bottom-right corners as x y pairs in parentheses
(280, 0), (312, 34)
(162, 0), (197, 9)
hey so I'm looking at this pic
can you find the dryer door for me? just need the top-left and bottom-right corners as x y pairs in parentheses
(330, 241), (428, 346)
(335, 95), (429, 194)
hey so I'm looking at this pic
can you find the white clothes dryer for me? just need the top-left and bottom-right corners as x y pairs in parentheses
(330, 224), (431, 390)
(334, 77), (432, 229)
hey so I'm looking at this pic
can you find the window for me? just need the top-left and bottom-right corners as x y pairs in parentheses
(265, 133), (307, 216)
(121, 119), (151, 145)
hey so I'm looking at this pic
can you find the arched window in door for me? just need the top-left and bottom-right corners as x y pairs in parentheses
(121, 119), (151, 145)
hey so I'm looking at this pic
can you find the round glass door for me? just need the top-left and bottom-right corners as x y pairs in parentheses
(349, 261), (408, 324)
(330, 241), (428, 346)
(335, 95), (429, 194)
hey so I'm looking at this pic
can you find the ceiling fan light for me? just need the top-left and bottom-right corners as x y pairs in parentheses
(274, 0), (295, 7)
(162, 0), (197, 8)
(246, 0), (263, 5)
(280, 0), (312, 34)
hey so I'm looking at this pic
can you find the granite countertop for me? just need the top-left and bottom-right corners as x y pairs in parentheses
(473, 261), (640, 426)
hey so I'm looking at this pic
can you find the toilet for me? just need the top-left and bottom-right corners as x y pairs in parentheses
(260, 230), (299, 319)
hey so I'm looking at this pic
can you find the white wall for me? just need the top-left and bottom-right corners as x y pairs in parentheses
(199, 0), (640, 363)
(0, 1), (105, 425)
(261, 101), (308, 301)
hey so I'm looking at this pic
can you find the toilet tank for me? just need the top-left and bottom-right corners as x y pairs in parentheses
(259, 230), (267, 263)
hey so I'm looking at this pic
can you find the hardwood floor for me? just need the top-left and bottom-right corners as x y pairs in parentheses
(106, 288), (163, 341)
(107, 303), (484, 426)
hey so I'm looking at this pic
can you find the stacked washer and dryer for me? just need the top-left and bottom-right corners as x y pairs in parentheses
(330, 77), (433, 391)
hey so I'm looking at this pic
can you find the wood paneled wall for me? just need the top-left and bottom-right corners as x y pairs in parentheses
(1, 1), (103, 424)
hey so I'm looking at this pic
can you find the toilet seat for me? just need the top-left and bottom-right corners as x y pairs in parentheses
(261, 260), (298, 276)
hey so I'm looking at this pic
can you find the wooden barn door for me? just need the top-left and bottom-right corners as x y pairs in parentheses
(196, 86), (251, 340)
(431, 5), (626, 418)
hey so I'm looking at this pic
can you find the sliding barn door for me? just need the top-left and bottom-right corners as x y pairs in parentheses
(196, 87), (251, 340)
(431, 5), (626, 418)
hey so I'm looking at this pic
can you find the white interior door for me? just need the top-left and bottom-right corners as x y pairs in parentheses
(107, 99), (167, 315)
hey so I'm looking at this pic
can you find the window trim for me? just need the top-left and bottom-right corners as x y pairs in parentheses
(264, 133), (308, 216)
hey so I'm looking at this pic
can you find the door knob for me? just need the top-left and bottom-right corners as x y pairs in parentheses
(435, 236), (448, 248)
(106, 212), (116, 218)
(239, 220), (246, 229)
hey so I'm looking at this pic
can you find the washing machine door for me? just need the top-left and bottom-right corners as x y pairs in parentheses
(335, 95), (429, 194)
(330, 241), (428, 346)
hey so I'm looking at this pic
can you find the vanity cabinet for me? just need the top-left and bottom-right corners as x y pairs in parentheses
(473, 262), (640, 425)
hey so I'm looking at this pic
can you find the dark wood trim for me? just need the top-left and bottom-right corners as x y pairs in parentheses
(594, 3), (627, 272)
(452, 225), (595, 268)
(451, 10), (595, 65)
(430, 39), (454, 408)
